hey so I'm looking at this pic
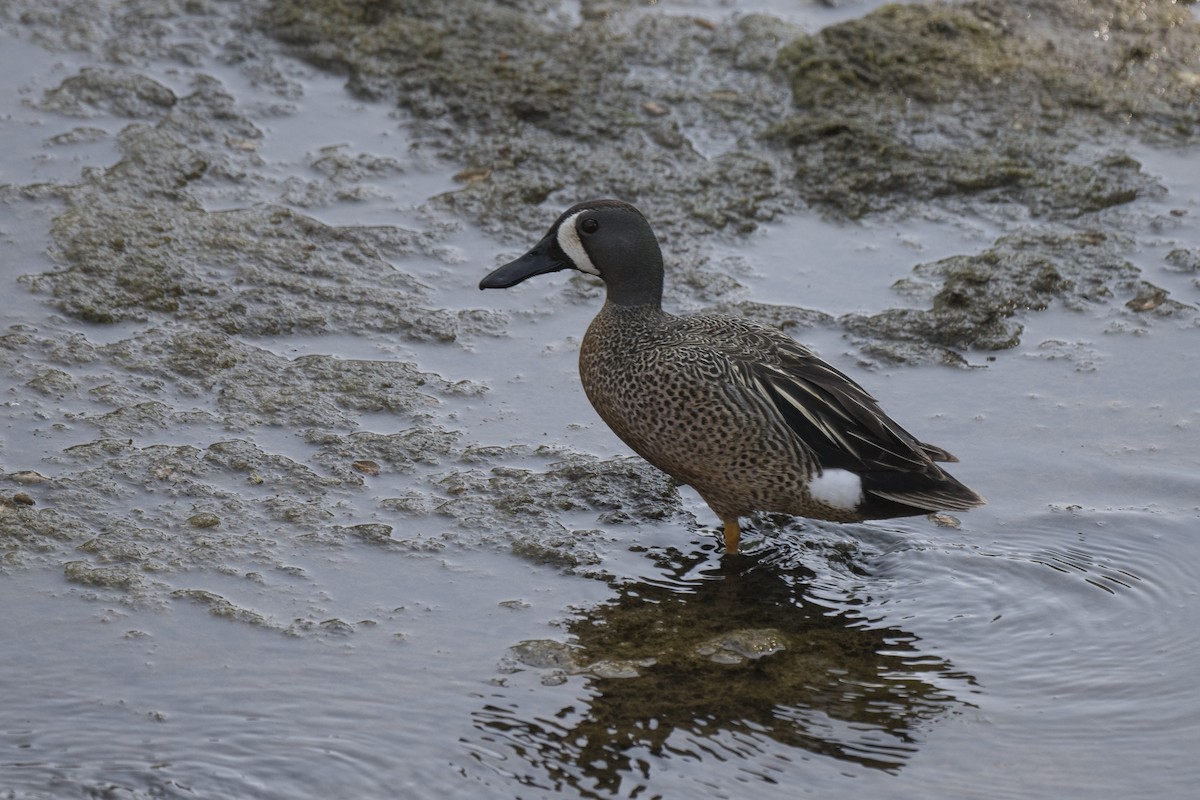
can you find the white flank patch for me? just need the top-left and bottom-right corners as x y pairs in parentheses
(556, 211), (600, 276)
(808, 468), (864, 511)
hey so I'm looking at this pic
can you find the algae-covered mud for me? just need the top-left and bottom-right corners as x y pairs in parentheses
(2, 0), (1199, 798)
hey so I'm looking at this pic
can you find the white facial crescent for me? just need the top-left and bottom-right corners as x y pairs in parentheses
(555, 211), (600, 276)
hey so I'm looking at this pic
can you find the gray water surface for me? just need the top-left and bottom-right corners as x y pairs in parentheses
(2, 1), (1199, 798)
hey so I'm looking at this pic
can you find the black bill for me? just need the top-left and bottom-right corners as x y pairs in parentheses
(479, 232), (567, 289)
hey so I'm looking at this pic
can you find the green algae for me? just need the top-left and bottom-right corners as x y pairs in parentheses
(36, 67), (178, 118)
(257, 0), (1200, 232)
(64, 559), (157, 594)
(21, 73), (495, 340)
(840, 229), (1188, 364)
(12, 0), (1197, 371)
(2, 311), (688, 593)
(260, 0), (801, 237)
(423, 451), (688, 569)
(3, 0), (1199, 614)
(256, 0), (1199, 361)
(772, 0), (1199, 217)
(170, 588), (271, 627)
(0, 505), (83, 567)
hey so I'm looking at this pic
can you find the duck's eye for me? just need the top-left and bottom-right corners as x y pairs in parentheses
(580, 217), (600, 234)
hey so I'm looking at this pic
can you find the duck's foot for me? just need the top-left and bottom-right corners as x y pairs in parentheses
(722, 519), (741, 555)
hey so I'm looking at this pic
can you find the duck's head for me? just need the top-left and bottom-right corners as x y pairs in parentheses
(479, 199), (664, 307)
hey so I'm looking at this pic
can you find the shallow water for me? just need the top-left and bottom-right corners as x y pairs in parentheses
(2, 2), (1200, 799)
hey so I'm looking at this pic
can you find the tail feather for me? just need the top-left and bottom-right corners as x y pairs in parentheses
(869, 487), (986, 513)
(858, 467), (985, 518)
(918, 441), (959, 463)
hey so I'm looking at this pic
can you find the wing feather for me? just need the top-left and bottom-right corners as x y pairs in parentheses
(747, 345), (939, 474)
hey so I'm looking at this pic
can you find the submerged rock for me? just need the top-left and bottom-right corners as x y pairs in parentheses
(695, 628), (788, 665)
(501, 638), (654, 679)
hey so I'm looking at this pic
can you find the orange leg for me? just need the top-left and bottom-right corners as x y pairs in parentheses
(722, 518), (741, 555)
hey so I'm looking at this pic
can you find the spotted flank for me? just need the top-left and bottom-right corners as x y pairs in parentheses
(480, 199), (985, 554)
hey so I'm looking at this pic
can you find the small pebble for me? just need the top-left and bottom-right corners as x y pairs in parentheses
(540, 670), (568, 686)
(1126, 286), (1168, 312)
(453, 165), (492, 184)
(352, 460), (381, 475)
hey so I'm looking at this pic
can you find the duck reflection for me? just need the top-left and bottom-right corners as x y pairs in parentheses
(468, 538), (974, 795)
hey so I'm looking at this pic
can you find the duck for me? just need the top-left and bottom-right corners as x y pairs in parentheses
(479, 199), (984, 554)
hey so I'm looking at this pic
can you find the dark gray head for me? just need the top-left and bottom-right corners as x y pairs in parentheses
(479, 199), (664, 308)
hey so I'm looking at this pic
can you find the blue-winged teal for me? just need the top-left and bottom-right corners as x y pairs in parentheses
(480, 199), (984, 554)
